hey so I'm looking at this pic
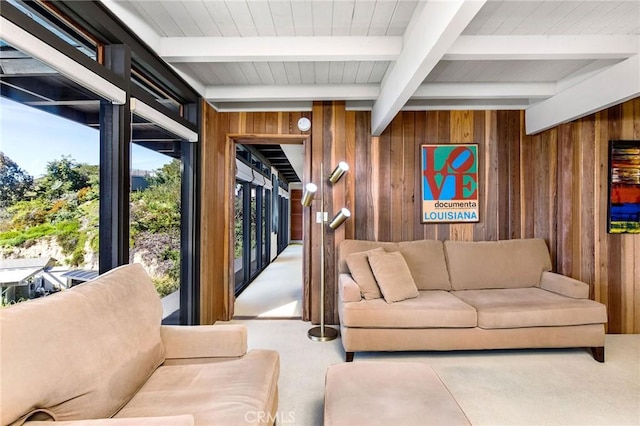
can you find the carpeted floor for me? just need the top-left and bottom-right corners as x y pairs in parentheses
(229, 245), (639, 425)
(224, 318), (640, 426)
(234, 244), (303, 319)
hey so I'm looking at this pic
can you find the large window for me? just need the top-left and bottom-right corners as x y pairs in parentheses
(130, 143), (181, 321)
(0, 43), (102, 305)
(1, 1), (200, 323)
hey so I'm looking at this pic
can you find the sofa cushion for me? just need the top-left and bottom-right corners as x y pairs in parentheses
(396, 240), (451, 290)
(368, 251), (419, 303)
(345, 248), (384, 299)
(445, 239), (552, 290)
(0, 264), (165, 425)
(340, 290), (477, 328)
(338, 240), (399, 273)
(115, 350), (279, 425)
(452, 288), (608, 329)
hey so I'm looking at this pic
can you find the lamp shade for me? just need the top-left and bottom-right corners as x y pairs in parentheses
(328, 208), (351, 229)
(301, 183), (318, 207)
(329, 162), (349, 184)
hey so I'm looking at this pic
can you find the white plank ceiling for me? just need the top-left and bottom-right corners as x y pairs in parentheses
(102, 0), (640, 134)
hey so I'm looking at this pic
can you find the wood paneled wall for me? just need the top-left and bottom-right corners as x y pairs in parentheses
(200, 99), (639, 333)
(305, 102), (358, 324)
(318, 100), (639, 332)
(200, 101), (232, 325)
(523, 99), (640, 334)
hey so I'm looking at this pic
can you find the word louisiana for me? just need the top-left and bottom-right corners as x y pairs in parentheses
(423, 211), (478, 221)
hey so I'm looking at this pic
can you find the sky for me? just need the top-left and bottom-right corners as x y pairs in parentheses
(0, 97), (172, 178)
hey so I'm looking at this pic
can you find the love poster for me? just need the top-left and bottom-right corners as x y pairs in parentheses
(608, 140), (640, 234)
(421, 144), (479, 223)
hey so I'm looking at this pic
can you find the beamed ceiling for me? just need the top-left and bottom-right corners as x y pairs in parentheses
(102, 0), (640, 137)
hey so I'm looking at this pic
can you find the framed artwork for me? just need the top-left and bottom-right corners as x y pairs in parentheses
(608, 140), (640, 234)
(420, 144), (479, 223)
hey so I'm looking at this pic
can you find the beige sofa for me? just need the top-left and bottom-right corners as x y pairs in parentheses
(338, 238), (607, 363)
(0, 264), (279, 426)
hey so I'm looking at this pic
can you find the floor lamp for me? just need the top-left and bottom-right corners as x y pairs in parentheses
(302, 162), (351, 342)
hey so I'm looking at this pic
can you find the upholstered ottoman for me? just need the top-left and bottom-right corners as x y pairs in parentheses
(324, 361), (470, 426)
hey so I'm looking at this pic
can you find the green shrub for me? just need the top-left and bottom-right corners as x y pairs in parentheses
(153, 275), (180, 298)
(56, 221), (80, 253)
(0, 224), (55, 247)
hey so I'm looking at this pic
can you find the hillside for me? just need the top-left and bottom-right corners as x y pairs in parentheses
(0, 153), (180, 298)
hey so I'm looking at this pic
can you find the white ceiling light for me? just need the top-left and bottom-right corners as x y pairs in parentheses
(0, 16), (126, 105)
(130, 98), (198, 142)
(297, 117), (311, 132)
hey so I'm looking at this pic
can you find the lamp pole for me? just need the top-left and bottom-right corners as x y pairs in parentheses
(308, 162), (339, 342)
(302, 162), (349, 342)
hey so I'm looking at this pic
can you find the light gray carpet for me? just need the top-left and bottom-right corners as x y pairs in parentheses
(225, 319), (640, 426)
(234, 244), (303, 319)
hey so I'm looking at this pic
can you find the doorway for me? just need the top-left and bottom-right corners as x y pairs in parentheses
(229, 134), (309, 319)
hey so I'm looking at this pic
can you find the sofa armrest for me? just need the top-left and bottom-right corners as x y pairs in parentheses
(27, 416), (194, 426)
(339, 273), (362, 303)
(161, 325), (247, 359)
(540, 272), (590, 299)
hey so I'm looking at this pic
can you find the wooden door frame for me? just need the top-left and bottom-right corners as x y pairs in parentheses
(227, 134), (311, 321)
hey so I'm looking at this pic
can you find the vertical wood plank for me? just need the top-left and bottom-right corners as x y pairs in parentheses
(413, 112), (428, 240)
(309, 102), (324, 324)
(580, 116), (596, 287)
(507, 111), (521, 239)
(607, 104), (623, 333)
(520, 130), (535, 239)
(486, 111), (500, 241)
(390, 113), (404, 242)
(556, 123), (574, 277)
(265, 112), (278, 134)
(594, 109), (608, 305)
(547, 128), (558, 269)
(378, 126), (392, 241)
(497, 111), (512, 240)
(403, 112), (416, 242)
(344, 111), (357, 241)
(370, 136), (380, 241)
(328, 102), (346, 323)
(354, 112), (370, 240)
(473, 111), (487, 241)
(322, 102), (335, 325)
(253, 112), (266, 133)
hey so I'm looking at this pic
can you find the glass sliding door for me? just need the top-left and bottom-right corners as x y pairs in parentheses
(249, 185), (259, 279)
(261, 188), (269, 266)
(234, 181), (245, 292)
(233, 147), (277, 296)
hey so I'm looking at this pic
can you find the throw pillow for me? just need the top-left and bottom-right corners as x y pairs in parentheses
(345, 248), (384, 299)
(368, 251), (419, 303)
